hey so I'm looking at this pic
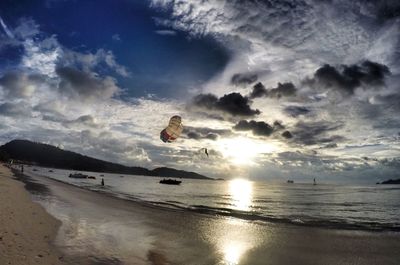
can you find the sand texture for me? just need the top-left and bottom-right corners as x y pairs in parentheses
(0, 164), (64, 265)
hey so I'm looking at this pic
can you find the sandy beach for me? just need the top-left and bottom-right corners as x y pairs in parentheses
(8, 166), (399, 265)
(0, 164), (64, 265)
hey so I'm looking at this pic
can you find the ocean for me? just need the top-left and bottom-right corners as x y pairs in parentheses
(25, 166), (400, 231)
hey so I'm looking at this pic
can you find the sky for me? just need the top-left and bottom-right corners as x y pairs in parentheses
(0, 0), (399, 183)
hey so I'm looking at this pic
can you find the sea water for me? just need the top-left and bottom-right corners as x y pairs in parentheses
(25, 166), (400, 231)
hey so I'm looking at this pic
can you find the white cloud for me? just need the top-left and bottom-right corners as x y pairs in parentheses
(1, 5), (399, 181)
(0, 16), (15, 38)
(150, 0), (400, 150)
(14, 17), (40, 39)
(154, 29), (177, 36)
(62, 48), (130, 77)
(112, 34), (121, 41)
(151, 0), (400, 95)
(22, 37), (61, 77)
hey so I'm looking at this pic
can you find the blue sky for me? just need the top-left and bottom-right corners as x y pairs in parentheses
(0, 0), (229, 98)
(1, 0), (400, 183)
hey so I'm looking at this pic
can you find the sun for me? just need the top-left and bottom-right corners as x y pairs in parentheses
(216, 136), (278, 165)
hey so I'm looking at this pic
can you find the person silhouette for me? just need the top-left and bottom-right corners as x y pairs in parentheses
(101, 178), (105, 186)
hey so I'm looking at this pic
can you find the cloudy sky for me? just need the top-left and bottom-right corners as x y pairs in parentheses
(1, 0), (399, 183)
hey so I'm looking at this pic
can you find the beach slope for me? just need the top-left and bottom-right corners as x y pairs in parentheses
(0, 164), (63, 265)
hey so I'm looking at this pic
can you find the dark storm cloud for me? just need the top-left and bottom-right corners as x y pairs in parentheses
(231, 72), (258, 86)
(249, 82), (267, 98)
(0, 72), (45, 98)
(0, 102), (31, 117)
(187, 131), (218, 141)
(281, 130), (293, 139)
(268, 82), (297, 98)
(249, 82), (296, 99)
(304, 61), (390, 94)
(192, 92), (260, 117)
(323, 143), (338, 149)
(284, 106), (310, 117)
(56, 67), (119, 100)
(291, 121), (344, 146)
(184, 126), (232, 141)
(234, 120), (274, 136)
(273, 120), (285, 130)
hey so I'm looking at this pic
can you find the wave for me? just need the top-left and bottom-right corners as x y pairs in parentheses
(23, 170), (400, 233)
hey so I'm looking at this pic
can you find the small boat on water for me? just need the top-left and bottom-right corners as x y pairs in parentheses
(48, 170), (54, 172)
(287, 180), (294, 183)
(159, 178), (181, 185)
(69, 173), (89, 179)
(69, 173), (96, 179)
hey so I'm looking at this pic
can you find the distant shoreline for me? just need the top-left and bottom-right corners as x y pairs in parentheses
(376, 178), (400, 185)
(1, 139), (213, 180)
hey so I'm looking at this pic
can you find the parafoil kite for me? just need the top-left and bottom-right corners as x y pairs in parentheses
(160, 115), (183, 143)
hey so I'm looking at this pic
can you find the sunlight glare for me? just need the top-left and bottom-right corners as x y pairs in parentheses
(229, 179), (253, 211)
(223, 242), (243, 265)
(217, 137), (277, 165)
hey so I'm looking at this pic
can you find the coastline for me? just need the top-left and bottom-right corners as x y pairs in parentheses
(19, 168), (400, 265)
(0, 164), (64, 264)
(3, 164), (400, 264)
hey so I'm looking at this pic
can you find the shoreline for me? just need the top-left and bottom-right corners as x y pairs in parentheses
(0, 164), (64, 264)
(17, 167), (400, 265)
(3, 164), (400, 264)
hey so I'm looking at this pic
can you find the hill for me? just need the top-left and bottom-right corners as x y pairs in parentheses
(0, 139), (211, 180)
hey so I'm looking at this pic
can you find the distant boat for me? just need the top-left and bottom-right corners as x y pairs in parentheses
(32, 168), (38, 171)
(88, 176), (96, 179)
(69, 173), (89, 179)
(48, 170), (54, 172)
(100, 174), (104, 177)
(159, 178), (181, 185)
(287, 180), (294, 184)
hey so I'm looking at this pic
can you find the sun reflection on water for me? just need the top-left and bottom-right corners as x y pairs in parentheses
(229, 179), (253, 211)
(223, 241), (245, 265)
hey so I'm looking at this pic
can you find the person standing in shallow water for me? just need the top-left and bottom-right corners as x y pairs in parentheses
(101, 178), (104, 186)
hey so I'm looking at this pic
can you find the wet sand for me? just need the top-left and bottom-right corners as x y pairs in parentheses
(21, 169), (400, 265)
(0, 164), (64, 265)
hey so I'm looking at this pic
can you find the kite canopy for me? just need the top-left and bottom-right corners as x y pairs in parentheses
(160, 115), (183, 143)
